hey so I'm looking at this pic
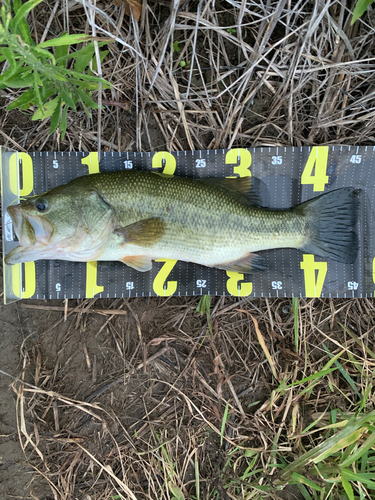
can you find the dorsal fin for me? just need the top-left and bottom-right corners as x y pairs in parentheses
(198, 176), (269, 207)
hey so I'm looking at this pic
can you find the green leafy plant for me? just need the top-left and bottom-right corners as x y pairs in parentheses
(0, 0), (112, 137)
(352, 0), (375, 24)
(171, 40), (180, 52)
(179, 60), (191, 69)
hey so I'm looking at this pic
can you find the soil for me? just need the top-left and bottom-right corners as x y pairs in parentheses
(0, 294), (51, 498)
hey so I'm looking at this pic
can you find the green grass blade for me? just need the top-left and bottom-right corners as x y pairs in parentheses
(220, 403), (229, 446)
(37, 33), (91, 48)
(340, 430), (375, 468)
(322, 344), (361, 397)
(351, 0), (375, 24)
(342, 469), (375, 489)
(283, 350), (346, 390)
(50, 97), (62, 134)
(291, 472), (323, 492)
(292, 297), (298, 353)
(341, 469), (355, 500)
(295, 483), (314, 500)
(313, 427), (365, 463)
(282, 368), (336, 390)
(60, 105), (68, 139)
(12, 0), (45, 30)
(339, 322), (375, 360)
(280, 410), (375, 480)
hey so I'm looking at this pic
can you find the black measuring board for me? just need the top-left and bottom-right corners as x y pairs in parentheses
(1, 146), (373, 303)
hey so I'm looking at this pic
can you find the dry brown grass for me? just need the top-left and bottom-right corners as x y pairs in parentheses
(3, 296), (374, 499)
(2, 0), (375, 153)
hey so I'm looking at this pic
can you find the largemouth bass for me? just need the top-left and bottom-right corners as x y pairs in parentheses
(4, 170), (359, 271)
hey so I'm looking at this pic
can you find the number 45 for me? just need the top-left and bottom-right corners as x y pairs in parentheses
(350, 155), (361, 164)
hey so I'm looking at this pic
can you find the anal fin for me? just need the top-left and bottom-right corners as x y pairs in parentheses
(120, 255), (153, 272)
(215, 253), (267, 273)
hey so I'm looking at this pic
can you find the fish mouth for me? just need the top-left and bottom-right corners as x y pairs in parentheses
(7, 205), (35, 246)
(5, 205), (54, 265)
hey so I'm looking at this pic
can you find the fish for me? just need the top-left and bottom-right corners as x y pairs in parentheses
(4, 170), (360, 272)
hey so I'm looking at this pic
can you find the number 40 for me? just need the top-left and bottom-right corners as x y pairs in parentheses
(301, 146), (329, 192)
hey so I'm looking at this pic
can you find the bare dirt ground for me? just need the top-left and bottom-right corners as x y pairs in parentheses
(2, 293), (375, 499)
(1, 1), (375, 499)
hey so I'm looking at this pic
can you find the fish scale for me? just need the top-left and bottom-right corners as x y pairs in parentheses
(83, 171), (307, 266)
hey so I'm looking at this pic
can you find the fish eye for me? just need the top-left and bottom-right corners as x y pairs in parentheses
(35, 198), (48, 212)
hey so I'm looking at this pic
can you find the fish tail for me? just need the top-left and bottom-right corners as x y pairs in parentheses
(298, 187), (360, 264)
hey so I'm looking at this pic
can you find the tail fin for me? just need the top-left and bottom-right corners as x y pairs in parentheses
(298, 188), (360, 264)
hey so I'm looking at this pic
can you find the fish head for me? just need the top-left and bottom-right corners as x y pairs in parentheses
(5, 185), (114, 265)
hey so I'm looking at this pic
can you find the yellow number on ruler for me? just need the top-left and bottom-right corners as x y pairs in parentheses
(83, 156), (102, 296)
(81, 152), (100, 174)
(8, 153), (36, 298)
(226, 271), (253, 297)
(11, 262), (36, 299)
(151, 159), (178, 295)
(300, 255), (327, 297)
(9, 152), (34, 196)
(225, 149), (253, 290)
(153, 259), (178, 296)
(301, 146), (329, 192)
(225, 148), (252, 177)
(152, 152), (176, 175)
(86, 261), (104, 298)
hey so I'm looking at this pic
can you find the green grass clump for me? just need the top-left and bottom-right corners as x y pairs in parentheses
(0, 0), (111, 137)
(218, 336), (375, 500)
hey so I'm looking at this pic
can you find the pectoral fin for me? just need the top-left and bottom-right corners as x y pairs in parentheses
(119, 255), (153, 272)
(114, 218), (166, 247)
(215, 253), (267, 273)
